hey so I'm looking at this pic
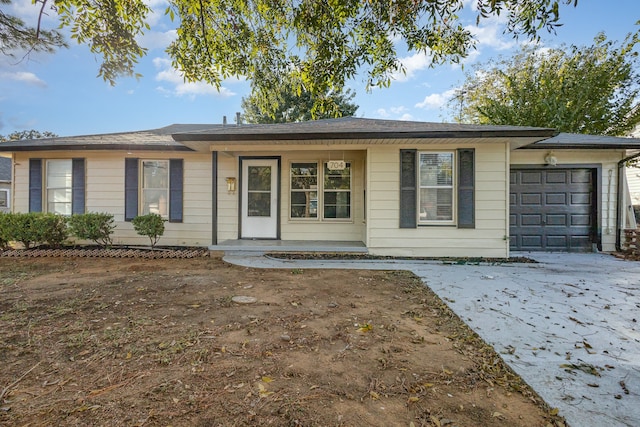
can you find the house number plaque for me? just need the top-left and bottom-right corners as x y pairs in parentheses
(327, 160), (346, 170)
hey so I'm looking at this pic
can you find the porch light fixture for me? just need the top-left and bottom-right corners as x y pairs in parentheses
(226, 177), (237, 193)
(544, 151), (558, 166)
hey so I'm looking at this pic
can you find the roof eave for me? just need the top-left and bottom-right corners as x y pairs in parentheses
(519, 143), (640, 150)
(173, 129), (557, 142)
(0, 144), (195, 152)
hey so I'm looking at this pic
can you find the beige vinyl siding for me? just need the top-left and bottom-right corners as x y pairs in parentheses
(627, 165), (640, 205)
(366, 142), (510, 257)
(216, 153), (239, 241)
(510, 149), (626, 252)
(13, 151), (212, 247)
(216, 150), (366, 243)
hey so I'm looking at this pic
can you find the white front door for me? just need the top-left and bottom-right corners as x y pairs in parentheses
(241, 159), (279, 239)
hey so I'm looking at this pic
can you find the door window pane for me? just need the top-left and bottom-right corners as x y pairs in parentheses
(248, 166), (272, 217)
(248, 192), (271, 217)
(248, 166), (271, 191)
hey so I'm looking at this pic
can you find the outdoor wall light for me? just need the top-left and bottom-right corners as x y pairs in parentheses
(544, 151), (558, 166)
(226, 177), (237, 193)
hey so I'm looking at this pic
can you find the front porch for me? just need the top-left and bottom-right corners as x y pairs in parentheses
(209, 240), (367, 253)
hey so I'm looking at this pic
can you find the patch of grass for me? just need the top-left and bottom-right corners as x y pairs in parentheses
(66, 329), (91, 348)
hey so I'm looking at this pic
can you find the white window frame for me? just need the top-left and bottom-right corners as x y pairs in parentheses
(289, 162), (319, 220)
(418, 151), (455, 224)
(289, 160), (352, 222)
(45, 159), (73, 215)
(322, 161), (351, 220)
(0, 189), (9, 209)
(141, 160), (169, 218)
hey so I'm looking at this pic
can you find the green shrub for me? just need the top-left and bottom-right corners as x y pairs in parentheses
(0, 212), (10, 250)
(131, 213), (165, 248)
(3, 212), (69, 249)
(36, 213), (69, 248)
(68, 213), (115, 248)
(10, 212), (40, 249)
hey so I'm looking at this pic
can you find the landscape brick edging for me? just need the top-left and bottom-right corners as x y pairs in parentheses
(0, 248), (210, 259)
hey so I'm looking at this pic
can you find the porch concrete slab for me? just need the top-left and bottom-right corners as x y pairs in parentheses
(210, 240), (367, 253)
(223, 252), (640, 427)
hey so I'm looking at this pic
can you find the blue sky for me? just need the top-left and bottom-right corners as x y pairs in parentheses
(0, 0), (638, 137)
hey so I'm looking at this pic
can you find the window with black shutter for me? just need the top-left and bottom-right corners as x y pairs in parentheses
(399, 149), (475, 228)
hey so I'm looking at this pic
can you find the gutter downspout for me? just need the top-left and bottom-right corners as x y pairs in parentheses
(616, 151), (640, 251)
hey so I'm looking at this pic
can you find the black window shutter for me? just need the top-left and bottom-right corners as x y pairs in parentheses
(72, 158), (85, 214)
(399, 149), (417, 228)
(124, 158), (139, 221)
(169, 159), (184, 223)
(29, 159), (43, 212)
(457, 149), (475, 229)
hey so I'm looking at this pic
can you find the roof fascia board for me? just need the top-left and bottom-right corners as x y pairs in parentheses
(173, 129), (556, 142)
(518, 144), (640, 149)
(0, 145), (194, 153)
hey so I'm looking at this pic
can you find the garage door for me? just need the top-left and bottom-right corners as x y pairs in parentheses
(510, 168), (596, 252)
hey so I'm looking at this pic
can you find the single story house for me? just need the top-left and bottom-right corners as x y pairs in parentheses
(1, 117), (639, 257)
(0, 156), (10, 213)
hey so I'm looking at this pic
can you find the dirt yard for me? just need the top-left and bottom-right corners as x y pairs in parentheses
(0, 256), (566, 426)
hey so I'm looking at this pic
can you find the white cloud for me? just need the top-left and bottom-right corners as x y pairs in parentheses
(144, 0), (170, 26)
(0, 71), (47, 88)
(376, 108), (389, 117)
(140, 29), (177, 50)
(467, 21), (516, 51)
(9, 0), (56, 26)
(415, 88), (458, 110)
(375, 106), (412, 120)
(461, 0), (478, 11)
(391, 52), (432, 82)
(152, 57), (235, 98)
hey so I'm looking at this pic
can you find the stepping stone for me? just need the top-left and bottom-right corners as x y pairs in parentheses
(232, 296), (257, 304)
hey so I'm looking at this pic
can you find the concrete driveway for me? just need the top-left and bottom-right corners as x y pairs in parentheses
(224, 252), (640, 427)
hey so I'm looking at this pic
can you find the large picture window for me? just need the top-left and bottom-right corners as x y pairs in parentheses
(289, 161), (351, 220)
(141, 160), (169, 217)
(418, 152), (454, 223)
(46, 159), (73, 215)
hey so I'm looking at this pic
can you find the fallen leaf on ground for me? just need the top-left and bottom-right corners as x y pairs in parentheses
(358, 323), (373, 332)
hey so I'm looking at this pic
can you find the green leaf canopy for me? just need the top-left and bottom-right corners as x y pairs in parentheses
(451, 29), (640, 136)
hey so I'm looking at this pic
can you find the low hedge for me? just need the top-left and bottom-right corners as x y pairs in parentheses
(67, 213), (115, 248)
(1, 213), (68, 249)
(0, 212), (116, 249)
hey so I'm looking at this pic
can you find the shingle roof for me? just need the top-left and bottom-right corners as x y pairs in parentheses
(2, 118), (640, 153)
(0, 124), (220, 152)
(173, 117), (557, 141)
(522, 132), (640, 149)
(0, 157), (10, 182)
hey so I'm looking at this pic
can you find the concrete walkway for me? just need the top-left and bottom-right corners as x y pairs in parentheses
(224, 252), (640, 427)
